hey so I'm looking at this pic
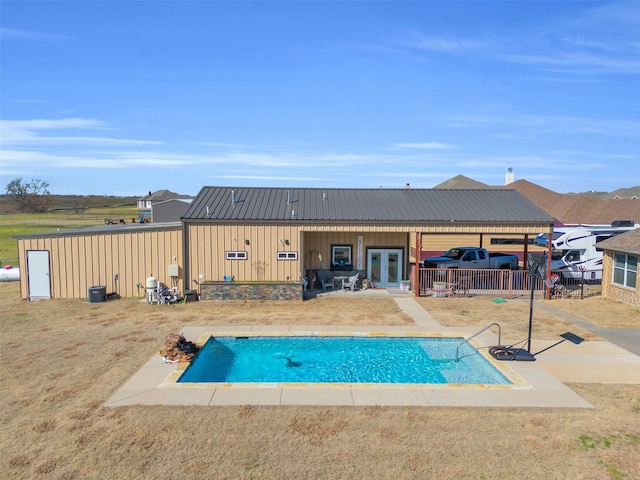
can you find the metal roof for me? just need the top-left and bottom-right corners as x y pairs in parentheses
(13, 222), (182, 239)
(183, 187), (554, 224)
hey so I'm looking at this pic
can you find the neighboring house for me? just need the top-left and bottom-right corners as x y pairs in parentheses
(599, 187), (640, 201)
(15, 186), (553, 300)
(137, 190), (193, 222)
(151, 198), (193, 223)
(503, 180), (640, 226)
(597, 229), (640, 306)
(433, 175), (640, 226)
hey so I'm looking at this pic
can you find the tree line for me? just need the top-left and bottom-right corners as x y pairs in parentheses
(4, 178), (136, 213)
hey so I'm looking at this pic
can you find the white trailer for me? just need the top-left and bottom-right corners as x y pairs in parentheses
(534, 221), (638, 281)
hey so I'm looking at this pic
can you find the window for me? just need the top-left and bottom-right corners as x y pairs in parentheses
(331, 245), (352, 267)
(612, 253), (637, 288)
(226, 251), (248, 260)
(566, 250), (581, 262)
(277, 251), (298, 260)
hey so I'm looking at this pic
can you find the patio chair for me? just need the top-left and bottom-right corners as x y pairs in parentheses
(316, 270), (334, 290)
(342, 273), (360, 291)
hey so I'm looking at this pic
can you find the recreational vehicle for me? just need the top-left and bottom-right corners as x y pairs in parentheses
(534, 221), (638, 281)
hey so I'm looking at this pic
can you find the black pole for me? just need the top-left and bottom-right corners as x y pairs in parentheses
(527, 277), (534, 352)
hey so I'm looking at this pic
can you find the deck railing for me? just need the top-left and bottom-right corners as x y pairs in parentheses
(416, 268), (543, 298)
(414, 267), (601, 299)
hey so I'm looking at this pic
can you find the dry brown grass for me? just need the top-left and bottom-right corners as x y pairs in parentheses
(547, 296), (640, 329)
(1, 282), (639, 480)
(415, 295), (640, 342)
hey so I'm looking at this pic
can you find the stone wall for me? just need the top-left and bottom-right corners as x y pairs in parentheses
(199, 282), (303, 301)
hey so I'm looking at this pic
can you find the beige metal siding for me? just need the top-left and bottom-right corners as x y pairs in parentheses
(186, 224), (410, 282)
(420, 233), (546, 254)
(186, 223), (303, 283)
(17, 228), (182, 300)
(185, 221), (551, 283)
(16, 219), (552, 299)
(304, 231), (408, 271)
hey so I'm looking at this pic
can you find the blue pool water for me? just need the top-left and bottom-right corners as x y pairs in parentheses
(178, 336), (510, 385)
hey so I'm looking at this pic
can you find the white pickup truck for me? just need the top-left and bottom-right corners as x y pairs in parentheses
(422, 247), (519, 270)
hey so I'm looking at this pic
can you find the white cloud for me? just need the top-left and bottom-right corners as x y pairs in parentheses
(394, 142), (458, 150)
(0, 27), (71, 41)
(399, 31), (487, 53)
(500, 2), (640, 76)
(216, 174), (329, 181)
(502, 51), (640, 75)
(0, 118), (162, 147)
(444, 113), (639, 138)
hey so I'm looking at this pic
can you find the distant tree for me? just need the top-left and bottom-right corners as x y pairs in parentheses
(5, 178), (51, 213)
(70, 195), (96, 213)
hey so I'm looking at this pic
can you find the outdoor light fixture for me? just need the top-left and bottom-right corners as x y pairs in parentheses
(284, 239), (289, 245)
(245, 239), (250, 245)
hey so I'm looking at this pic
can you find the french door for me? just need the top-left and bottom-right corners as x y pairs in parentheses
(367, 249), (402, 287)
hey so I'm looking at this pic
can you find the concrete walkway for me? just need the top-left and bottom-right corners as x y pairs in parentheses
(530, 301), (640, 356)
(105, 295), (639, 409)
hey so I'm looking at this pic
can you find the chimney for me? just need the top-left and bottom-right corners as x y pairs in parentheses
(405, 183), (411, 189)
(505, 167), (515, 185)
(231, 190), (236, 204)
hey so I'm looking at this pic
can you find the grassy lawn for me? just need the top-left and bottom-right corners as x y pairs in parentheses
(1, 282), (638, 480)
(0, 207), (138, 265)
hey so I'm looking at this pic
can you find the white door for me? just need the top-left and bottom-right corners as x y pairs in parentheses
(27, 250), (51, 300)
(367, 249), (402, 287)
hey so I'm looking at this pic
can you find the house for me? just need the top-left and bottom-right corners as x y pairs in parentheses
(434, 175), (640, 226)
(502, 180), (640, 226)
(137, 190), (193, 223)
(15, 186), (554, 301)
(151, 198), (193, 223)
(597, 228), (640, 306)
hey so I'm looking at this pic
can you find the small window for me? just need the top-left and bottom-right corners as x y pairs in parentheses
(331, 245), (352, 266)
(613, 253), (637, 288)
(226, 251), (248, 260)
(277, 251), (298, 260)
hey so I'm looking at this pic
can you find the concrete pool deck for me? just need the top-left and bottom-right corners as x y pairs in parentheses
(105, 296), (640, 409)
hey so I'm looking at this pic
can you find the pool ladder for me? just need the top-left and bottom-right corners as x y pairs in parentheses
(455, 322), (501, 362)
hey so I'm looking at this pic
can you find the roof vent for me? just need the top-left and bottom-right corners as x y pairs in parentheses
(206, 206), (209, 216)
(231, 190), (236, 204)
(611, 220), (634, 228)
(287, 190), (291, 204)
(322, 192), (327, 201)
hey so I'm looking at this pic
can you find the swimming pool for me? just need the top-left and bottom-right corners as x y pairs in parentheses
(177, 336), (510, 385)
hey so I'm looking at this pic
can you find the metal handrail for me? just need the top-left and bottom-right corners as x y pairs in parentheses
(455, 322), (501, 362)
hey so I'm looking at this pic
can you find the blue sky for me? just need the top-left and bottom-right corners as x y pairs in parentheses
(1, 1), (638, 196)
